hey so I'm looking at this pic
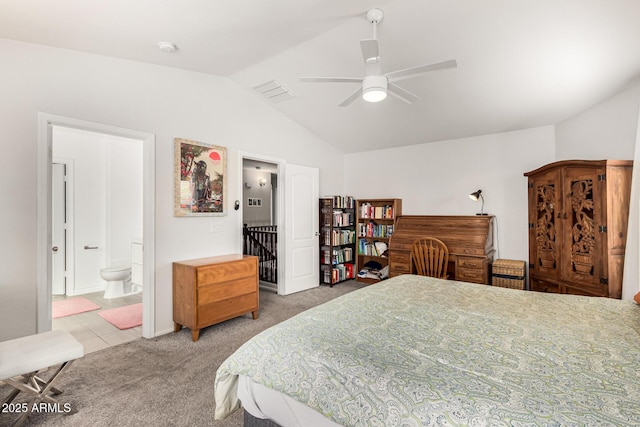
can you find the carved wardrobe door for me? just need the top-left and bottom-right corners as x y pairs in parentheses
(561, 167), (604, 294)
(528, 168), (562, 284)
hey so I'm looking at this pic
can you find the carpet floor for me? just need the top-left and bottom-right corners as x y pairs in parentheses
(0, 281), (361, 427)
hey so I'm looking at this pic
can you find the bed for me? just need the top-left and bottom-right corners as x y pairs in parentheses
(214, 274), (640, 426)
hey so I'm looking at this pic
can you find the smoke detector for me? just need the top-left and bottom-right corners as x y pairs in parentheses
(158, 42), (177, 53)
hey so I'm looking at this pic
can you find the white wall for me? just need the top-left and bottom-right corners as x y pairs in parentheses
(0, 38), (344, 341)
(555, 80), (640, 160)
(106, 134), (144, 268)
(345, 126), (556, 262)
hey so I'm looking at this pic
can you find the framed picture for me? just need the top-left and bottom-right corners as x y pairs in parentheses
(248, 198), (262, 207)
(174, 138), (227, 216)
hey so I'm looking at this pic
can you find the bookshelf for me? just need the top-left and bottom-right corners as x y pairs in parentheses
(355, 198), (402, 284)
(319, 196), (356, 286)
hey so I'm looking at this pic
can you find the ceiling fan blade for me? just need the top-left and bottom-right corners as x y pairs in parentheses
(299, 77), (363, 83)
(360, 39), (379, 63)
(386, 59), (457, 82)
(338, 87), (363, 107)
(387, 83), (420, 104)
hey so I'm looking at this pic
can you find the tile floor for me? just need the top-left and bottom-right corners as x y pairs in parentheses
(52, 291), (142, 354)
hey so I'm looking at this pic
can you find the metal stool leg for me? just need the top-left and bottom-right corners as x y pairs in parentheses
(3, 360), (75, 427)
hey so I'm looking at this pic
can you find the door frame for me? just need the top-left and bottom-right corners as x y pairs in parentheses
(238, 151), (286, 294)
(37, 113), (156, 338)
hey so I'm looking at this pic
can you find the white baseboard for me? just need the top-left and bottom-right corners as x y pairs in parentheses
(67, 285), (105, 296)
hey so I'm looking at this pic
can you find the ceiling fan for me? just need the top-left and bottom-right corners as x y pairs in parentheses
(299, 8), (457, 107)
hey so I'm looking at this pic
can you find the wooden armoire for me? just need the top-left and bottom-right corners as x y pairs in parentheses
(524, 160), (633, 298)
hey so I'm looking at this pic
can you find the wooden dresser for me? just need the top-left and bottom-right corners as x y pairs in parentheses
(173, 254), (259, 341)
(388, 215), (495, 284)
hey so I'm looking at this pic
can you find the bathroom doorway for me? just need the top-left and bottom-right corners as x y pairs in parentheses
(37, 113), (156, 338)
(49, 127), (145, 349)
(52, 127), (143, 297)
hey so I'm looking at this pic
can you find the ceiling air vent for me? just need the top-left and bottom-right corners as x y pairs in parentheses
(253, 80), (296, 104)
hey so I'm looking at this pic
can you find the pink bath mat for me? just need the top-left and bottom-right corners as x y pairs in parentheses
(98, 303), (142, 330)
(52, 297), (101, 319)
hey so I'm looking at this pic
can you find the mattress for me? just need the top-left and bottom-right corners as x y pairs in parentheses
(215, 274), (640, 426)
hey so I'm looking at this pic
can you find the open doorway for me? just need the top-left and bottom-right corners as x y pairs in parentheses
(49, 127), (145, 352)
(52, 127), (143, 297)
(242, 158), (279, 293)
(37, 113), (156, 339)
(238, 154), (320, 295)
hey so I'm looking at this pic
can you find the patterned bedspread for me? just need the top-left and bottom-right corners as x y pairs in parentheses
(214, 275), (640, 426)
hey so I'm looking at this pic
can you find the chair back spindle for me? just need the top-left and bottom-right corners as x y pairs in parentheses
(410, 237), (449, 279)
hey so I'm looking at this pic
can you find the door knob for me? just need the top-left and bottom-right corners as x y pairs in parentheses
(52, 246), (59, 252)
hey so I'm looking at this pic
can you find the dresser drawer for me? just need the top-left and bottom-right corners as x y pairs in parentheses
(451, 247), (486, 256)
(389, 253), (410, 275)
(390, 263), (410, 276)
(390, 252), (409, 264)
(456, 267), (485, 284)
(197, 293), (258, 327)
(197, 277), (256, 305)
(457, 256), (484, 270)
(197, 260), (256, 285)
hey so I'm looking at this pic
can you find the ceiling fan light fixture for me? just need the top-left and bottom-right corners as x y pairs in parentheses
(363, 88), (387, 103)
(362, 75), (387, 103)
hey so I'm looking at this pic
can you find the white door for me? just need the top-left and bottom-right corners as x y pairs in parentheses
(283, 164), (319, 294)
(52, 163), (66, 295)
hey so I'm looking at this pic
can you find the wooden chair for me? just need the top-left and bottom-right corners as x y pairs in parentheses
(410, 237), (449, 279)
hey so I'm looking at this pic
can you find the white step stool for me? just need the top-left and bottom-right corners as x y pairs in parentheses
(0, 330), (84, 426)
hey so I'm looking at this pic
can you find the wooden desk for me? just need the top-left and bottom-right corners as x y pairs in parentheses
(173, 254), (259, 341)
(388, 215), (495, 284)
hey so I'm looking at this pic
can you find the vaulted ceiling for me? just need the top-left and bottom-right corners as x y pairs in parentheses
(1, 0), (639, 153)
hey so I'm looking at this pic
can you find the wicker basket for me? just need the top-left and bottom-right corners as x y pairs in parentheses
(492, 259), (526, 290)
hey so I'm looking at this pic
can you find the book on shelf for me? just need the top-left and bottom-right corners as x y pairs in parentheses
(331, 229), (355, 246)
(358, 203), (395, 219)
(332, 210), (353, 227)
(323, 195), (354, 209)
(322, 262), (355, 284)
(358, 222), (395, 238)
(329, 247), (353, 265)
(337, 196), (355, 209)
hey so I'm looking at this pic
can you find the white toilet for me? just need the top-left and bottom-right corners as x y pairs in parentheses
(100, 266), (132, 299)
